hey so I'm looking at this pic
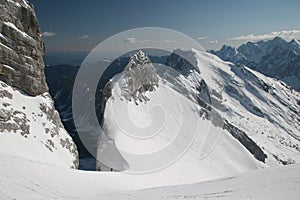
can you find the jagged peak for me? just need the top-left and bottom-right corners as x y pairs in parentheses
(128, 50), (151, 67)
(135, 49), (147, 60)
(220, 44), (238, 53)
(289, 38), (300, 46)
(272, 36), (285, 42)
(221, 44), (235, 50)
(119, 50), (159, 102)
(269, 36), (286, 46)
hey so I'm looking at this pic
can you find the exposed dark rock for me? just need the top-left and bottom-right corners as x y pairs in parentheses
(166, 49), (200, 76)
(273, 154), (296, 165)
(61, 137), (79, 168)
(223, 120), (267, 162)
(0, 103), (30, 137)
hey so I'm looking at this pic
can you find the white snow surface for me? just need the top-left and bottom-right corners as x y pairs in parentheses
(0, 81), (77, 168)
(0, 153), (299, 200)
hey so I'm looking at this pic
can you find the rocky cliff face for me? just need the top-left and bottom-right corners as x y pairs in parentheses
(0, 0), (78, 168)
(0, 0), (47, 96)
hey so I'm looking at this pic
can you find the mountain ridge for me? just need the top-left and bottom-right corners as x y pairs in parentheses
(210, 37), (300, 91)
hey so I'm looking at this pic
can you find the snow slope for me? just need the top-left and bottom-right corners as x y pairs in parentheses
(0, 153), (299, 200)
(97, 50), (263, 183)
(0, 80), (78, 168)
(98, 48), (300, 179)
(190, 49), (300, 166)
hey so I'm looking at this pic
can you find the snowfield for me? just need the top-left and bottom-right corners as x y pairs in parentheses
(0, 153), (299, 200)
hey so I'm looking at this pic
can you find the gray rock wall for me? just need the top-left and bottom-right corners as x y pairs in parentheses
(0, 0), (48, 96)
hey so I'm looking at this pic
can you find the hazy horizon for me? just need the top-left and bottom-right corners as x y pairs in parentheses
(28, 0), (300, 53)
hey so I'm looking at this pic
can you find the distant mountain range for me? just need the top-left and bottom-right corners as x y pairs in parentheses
(210, 37), (300, 91)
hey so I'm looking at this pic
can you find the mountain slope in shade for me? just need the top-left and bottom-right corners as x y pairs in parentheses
(211, 37), (300, 91)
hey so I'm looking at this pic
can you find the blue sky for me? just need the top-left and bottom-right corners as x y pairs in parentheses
(29, 0), (300, 52)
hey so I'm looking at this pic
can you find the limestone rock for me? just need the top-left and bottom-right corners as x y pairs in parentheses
(0, 0), (47, 96)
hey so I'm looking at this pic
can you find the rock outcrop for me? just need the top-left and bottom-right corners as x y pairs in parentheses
(0, 0), (47, 96)
(120, 50), (159, 102)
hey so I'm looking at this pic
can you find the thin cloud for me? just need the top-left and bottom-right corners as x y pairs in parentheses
(124, 37), (137, 43)
(229, 30), (300, 41)
(123, 38), (176, 44)
(158, 39), (176, 43)
(42, 31), (58, 37)
(197, 36), (208, 40)
(124, 37), (149, 43)
(206, 40), (219, 44)
(78, 35), (89, 39)
(138, 39), (149, 43)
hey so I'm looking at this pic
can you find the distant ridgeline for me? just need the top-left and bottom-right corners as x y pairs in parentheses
(210, 37), (300, 91)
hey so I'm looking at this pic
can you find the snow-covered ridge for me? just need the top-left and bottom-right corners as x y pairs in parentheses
(98, 48), (300, 179)
(161, 48), (300, 165)
(192, 49), (300, 165)
(97, 50), (264, 180)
